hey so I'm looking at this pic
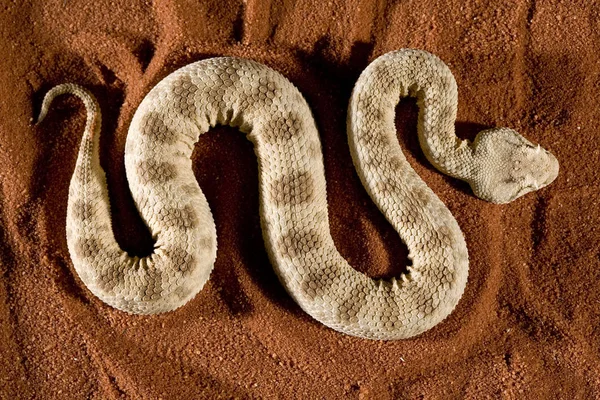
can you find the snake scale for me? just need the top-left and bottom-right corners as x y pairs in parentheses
(37, 49), (559, 340)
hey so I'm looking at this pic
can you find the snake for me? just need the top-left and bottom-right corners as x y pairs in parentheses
(37, 49), (559, 340)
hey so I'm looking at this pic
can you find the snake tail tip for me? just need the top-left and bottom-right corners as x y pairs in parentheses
(34, 109), (47, 126)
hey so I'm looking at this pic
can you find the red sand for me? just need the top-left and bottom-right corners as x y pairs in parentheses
(1, 1), (599, 398)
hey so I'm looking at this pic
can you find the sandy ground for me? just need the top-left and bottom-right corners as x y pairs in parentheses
(1, 0), (599, 398)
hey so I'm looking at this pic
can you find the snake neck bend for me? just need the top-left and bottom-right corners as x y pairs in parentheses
(349, 50), (476, 182)
(41, 52), (469, 340)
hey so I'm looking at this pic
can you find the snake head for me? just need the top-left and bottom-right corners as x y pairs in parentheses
(469, 128), (559, 204)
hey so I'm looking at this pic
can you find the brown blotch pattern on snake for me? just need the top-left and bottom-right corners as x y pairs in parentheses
(136, 160), (177, 185)
(71, 199), (93, 220)
(270, 171), (315, 207)
(172, 74), (201, 117)
(261, 111), (304, 143)
(277, 228), (323, 259)
(162, 246), (195, 273)
(300, 261), (343, 299)
(139, 112), (180, 145)
(157, 205), (199, 230)
(74, 237), (101, 259)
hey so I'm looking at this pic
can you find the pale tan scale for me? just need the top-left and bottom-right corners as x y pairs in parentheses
(37, 49), (559, 339)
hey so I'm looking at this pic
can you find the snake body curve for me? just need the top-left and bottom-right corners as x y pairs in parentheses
(38, 49), (559, 340)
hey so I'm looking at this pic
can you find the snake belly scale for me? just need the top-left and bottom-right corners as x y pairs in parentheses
(37, 49), (559, 340)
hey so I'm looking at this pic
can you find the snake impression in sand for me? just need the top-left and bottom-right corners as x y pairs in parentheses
(37, 49), (559, 340)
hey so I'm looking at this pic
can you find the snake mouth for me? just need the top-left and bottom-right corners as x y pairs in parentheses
(512, 175), (556, 202)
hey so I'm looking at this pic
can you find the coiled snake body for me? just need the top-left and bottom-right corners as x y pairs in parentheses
(38, 49), (558, 340)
